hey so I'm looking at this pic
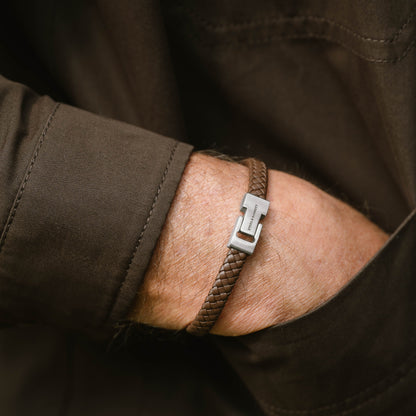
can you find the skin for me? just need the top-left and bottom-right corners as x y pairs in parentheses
(129, 153), (388, 336)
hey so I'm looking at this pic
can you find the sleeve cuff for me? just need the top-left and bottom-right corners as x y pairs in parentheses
(0, 101), (193, 335)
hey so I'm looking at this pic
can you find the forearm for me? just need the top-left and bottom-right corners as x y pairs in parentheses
(128, 153), (247, 331)
(129, 153), (388, 336)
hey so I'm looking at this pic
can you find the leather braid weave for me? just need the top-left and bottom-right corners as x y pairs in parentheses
(242, 158), (268, 199)
(186, 158), (268, 336)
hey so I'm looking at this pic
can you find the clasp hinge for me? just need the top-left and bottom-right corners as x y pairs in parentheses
(227, 193), (270, 255)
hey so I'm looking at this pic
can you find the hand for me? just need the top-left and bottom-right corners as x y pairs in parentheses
(128, 153), (388, 336)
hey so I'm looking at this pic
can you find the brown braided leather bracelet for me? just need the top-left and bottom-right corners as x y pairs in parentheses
(186, 158), (270, 336)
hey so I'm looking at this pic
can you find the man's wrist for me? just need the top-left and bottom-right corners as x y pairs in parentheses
(128, 153), (389, 336)
(128, 152), (249, 330)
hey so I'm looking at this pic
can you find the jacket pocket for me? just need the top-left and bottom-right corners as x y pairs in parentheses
(215, 209), (416, 415)
(172, 0), (416, 64)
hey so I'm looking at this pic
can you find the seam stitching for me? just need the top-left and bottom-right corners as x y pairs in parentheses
(190, 30), (416, 64)
(0, 103), (60, 254)
(105, 141), (179, 324)
(177, 1), (416, 63)
(180, 2), (415, 44)
(251, 33), (416, 64)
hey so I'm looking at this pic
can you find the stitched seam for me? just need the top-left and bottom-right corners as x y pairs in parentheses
(180, 2), (416, 44)
(258, 342), (416, 415)
(0, 103), (60, 254)
(191, 31), (416, 64)
(177, 1), (416, 63)
(105, 142), (179, 324)
(251, 33), (416, 64)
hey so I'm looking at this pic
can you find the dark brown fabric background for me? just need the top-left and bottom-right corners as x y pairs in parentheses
(0, 0), (415, 415)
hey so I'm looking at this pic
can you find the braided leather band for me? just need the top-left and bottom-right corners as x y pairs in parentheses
(186, 158), (269, 336)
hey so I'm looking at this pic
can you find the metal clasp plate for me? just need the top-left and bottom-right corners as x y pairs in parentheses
(227, 193), (270, 255)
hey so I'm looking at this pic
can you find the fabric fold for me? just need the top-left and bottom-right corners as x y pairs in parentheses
(215, 209), (416, 415)
(0, 77), (193, 335)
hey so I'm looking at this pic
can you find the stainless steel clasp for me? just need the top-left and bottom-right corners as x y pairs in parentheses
(227, 193), (270, 255)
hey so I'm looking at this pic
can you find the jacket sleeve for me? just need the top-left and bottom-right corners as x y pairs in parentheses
(0, 75), (193, 334)
(214, 209), (416, 415)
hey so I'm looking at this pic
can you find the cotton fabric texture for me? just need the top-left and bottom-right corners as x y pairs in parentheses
(0, 1), (416, 415)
